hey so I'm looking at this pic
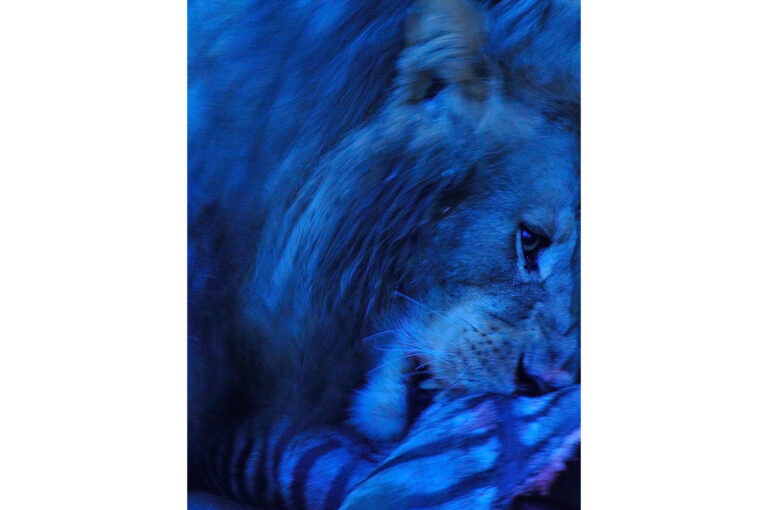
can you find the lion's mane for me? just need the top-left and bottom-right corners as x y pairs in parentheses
(188, 0), (579, 463)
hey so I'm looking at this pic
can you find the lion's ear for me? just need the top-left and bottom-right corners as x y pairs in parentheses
(395, 0), (488, 104)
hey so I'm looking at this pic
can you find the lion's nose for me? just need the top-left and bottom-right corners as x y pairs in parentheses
(515, 355), (572, 396)
(515, 355), (553, 396)
(517, 372), (552, 396)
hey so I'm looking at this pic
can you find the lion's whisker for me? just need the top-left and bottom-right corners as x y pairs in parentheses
(444, 357), (477, 391)
(366, 352), (422, 374)
(359, 329), (399, 343)
(393, 291), (447, 319)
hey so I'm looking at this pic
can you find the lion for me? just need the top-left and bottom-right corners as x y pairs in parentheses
(188, 0), (580, 505)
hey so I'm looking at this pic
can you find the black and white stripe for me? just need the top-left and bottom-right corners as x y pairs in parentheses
(192, 385), (580, 510)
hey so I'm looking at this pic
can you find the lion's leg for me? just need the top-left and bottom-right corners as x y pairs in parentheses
(349, 350), (412, 442)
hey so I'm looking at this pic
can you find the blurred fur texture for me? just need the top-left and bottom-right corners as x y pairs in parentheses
(189, 0), (580, 490)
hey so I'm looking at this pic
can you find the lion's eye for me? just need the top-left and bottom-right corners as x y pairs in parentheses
(519, 225), (550, 270)
(520, 227), (540, 251)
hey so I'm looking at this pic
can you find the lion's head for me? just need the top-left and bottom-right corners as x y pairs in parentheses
(247, 0), (579, 435)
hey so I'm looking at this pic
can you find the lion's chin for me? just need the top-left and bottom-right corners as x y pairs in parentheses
(415, 352), (574, 399)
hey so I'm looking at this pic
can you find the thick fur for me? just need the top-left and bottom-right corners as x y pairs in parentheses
(189, 0), (580, 487)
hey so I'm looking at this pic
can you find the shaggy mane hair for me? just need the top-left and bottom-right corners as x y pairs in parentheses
(188, 0), (579, 461)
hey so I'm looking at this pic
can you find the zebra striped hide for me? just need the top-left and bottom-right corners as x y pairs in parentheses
(193, 384), (580, 509)
(340, 384), (581, 509)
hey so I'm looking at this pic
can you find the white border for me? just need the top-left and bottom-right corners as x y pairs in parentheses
(1, 0), (767, 508)
(582, 0), (768, 507)
(0, 1), (187, 508)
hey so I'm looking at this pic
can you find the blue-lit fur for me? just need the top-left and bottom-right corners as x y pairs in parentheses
(189, 0), (579, 507)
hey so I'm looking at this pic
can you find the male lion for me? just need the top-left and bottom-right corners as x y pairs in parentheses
(189, 0), (580, 507)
